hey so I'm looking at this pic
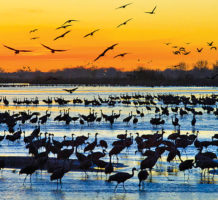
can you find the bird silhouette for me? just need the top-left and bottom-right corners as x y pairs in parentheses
(50, 167), (68, 189)
(173, 50), (180, 55)
(84, 29), (100, 38)
(116, 3), (132, 9)
(30, 37), (40, 40)
(62, 87), (78, 93)
(41, 44), (67, 53)
(56, 25), (72, 30)
(108, 167), (137, 192)
(183, 51), (191, 55)
(164, 42), (171, 45)
(19, 163), (38, 185)
(29, 29), (38, 34)
(114, 53), (129, 58)
(197, 48), (203, 52)
(63, 19), (78, 25)
(145, 6), (157, 14)
(3, 45), (32, 54)
(179, 47), (186, 52)
(117, 18), (133, 28)
(138, 169), (149, 189)
(54, 30), (71, 41)
(94, 43), (118, 61)
(210, 46), (217, 50)
(207, 41), (214, 46)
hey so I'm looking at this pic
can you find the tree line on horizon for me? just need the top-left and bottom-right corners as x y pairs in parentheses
(0, 60), (217, 86)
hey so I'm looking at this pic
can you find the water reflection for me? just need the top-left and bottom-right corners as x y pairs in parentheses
(108, 193), (126, 200)
(51, 190), (65, 200)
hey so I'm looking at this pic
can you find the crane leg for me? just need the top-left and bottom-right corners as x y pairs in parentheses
(138, 181), (141, 189)
(30, 175), (32, 185)
(114, 183), (119, 192)
(23, 175), (28, 185)
(123, 182), (126, 192)
(60, 179), (62, 188)
(183, 171), (185, 182)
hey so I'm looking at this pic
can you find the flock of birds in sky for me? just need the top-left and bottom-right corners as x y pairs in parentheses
(165, 41), (218, 58)
(2, 2), (218, 68)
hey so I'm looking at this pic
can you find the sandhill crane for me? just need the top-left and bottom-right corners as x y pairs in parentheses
(179, 159), (194, 180)
(117, 130), (128, 140)
(138, 169), (149, 189)
(105, 155), (114, 179)
(123, 112), (133, 125)
(108, 167), (137, 192)
(191, 115), (196, 126)
(50, 167), (68, 189)
(19, 163), (38, 185)
(84, 133), (98, 152)
(99, 139), (108, 149)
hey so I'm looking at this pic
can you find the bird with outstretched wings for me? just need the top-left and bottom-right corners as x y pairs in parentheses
(84, 29), (100, 38)
(145, 6), (157, 14)
(114, 53), (129, 58)
(62, 19), (79, 25)
(56, 25), (72, 30)
(116, 3), (132, 9)
(94, 43), (118, 61)
(117, 18), (133, 28)
(54, 30), (71, 41)
(3, 45), (32, 54)
(41, 44), (68, 53)
(63, 87), (78, 94)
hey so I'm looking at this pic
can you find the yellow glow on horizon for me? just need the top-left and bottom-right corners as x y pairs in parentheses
(1, 0), (218, 72)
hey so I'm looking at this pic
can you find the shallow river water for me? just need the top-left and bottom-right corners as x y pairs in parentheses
(0, 86), (217, 200)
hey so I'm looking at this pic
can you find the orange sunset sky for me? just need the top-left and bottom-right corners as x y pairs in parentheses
(1, 0), (218, 72)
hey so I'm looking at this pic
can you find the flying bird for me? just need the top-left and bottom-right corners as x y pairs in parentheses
(117, 18), (133, 28)
(173, 51), (180, 55)
(197, 48), (203, 52)
(63, 19), (78, 25)
(3, 45), (32, 54)
(94, 43), (118, 61)
(56, 25), (72, 30)
(183, 51), (191, 55)
(114, 53), (129, 58)
(84, 29), (100, 38)
(207, 41), (214, 46)
(164, 43), (171, 46)
(29, 29), (38, 34)
(41, 44), (68, 53)
(210, 46), (217, 50)
(145, 6), (157, 14)
(116, 3), (132, 9)
(54, 30), (71, 41)
(172, 46), (178, 48)
(30, 37), (40, 40)
(63, 87), (78, 94)
(179, 47), (186, 52)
